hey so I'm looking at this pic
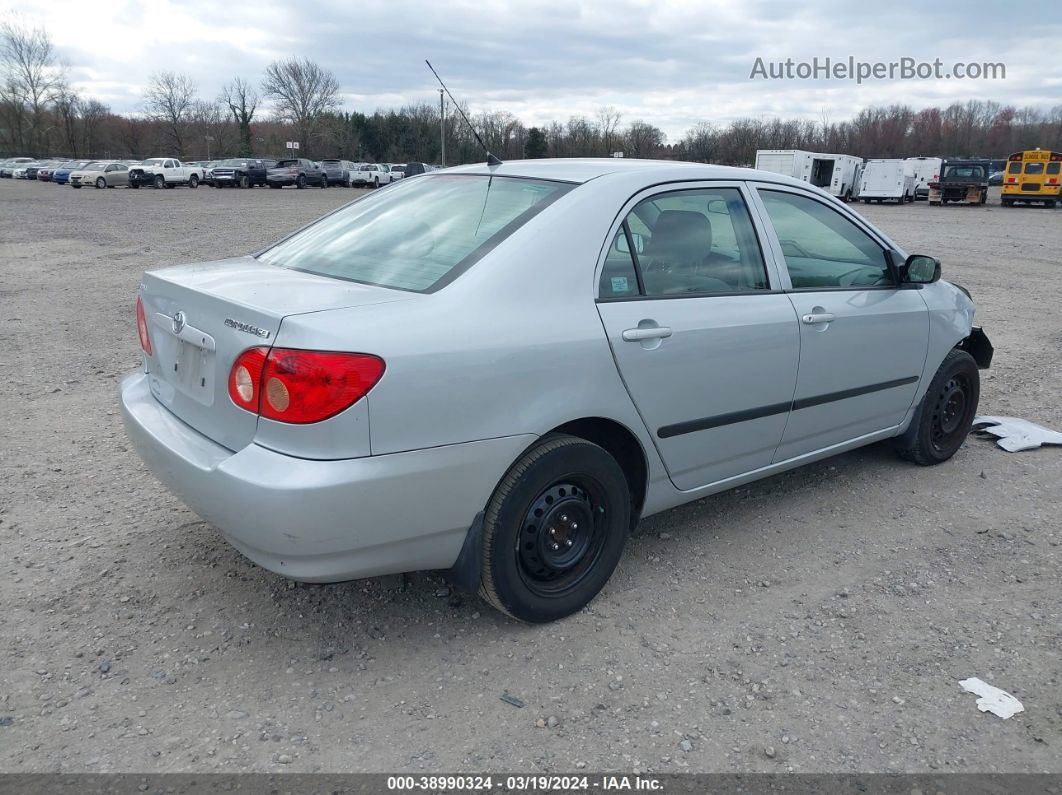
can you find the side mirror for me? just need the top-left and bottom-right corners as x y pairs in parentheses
(900, 254), (941, 284)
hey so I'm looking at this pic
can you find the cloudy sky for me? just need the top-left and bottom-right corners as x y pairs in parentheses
(5, 0), (1061, 139)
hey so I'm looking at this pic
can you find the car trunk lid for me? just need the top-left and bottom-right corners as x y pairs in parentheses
(139, 255), (411, 451)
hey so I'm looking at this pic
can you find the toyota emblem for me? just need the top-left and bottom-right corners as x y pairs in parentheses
(172, 311), (186, 334)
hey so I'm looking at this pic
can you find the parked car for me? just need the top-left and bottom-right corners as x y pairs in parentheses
(754, 150), (862, 201)
(121, 159), (992, 623)
(52, 160), (91, 185)
(266, 158), (327, 189)
(351, 163), (394, 188)
(35, 161), (65, 181)
(71, 161), (131, 189)
(320, 159), (357, 186)
(69, 161), (111, 188)
(387, 164), (405, 180)
(210, 158), (276, 188)
(988, 170), (1004, 186)
(1, 157), (34, 178)
(401, 162), (430, 178)
(12, 162), (42, 179)
(128, 158), (205, 189)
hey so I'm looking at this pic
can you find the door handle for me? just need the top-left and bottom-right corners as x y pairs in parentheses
(801, 312), (836, 325)
(622, 326), (672, 342)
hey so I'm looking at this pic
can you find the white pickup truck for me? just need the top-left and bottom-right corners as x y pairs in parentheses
(350, 163), (396, 188)
(129, 158), (206, 189)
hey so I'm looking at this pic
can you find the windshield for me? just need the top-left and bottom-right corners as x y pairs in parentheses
(258, 175), (573, 292)
(274, 160), (298, 168)
(219, 159), (247, 167)
(142, 158), (166, 166)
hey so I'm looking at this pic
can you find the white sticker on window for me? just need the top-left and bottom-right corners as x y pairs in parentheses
(610, 276), (629, 293)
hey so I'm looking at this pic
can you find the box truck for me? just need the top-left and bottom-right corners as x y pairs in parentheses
(754, 150), (861, 201)
(904, 157), (943, 200)
(859, 159), (916, 204)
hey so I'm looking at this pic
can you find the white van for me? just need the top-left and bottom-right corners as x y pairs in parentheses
(904, 157), (943, 200)
(860, 159), (916, 204)
(754, 150), (861, 201)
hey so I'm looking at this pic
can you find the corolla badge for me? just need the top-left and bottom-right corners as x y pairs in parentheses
(224, 317), (271, 339)
(172, 311), (186, 334)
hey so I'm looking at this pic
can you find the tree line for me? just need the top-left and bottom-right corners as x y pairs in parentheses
(4, 17), (1062, 166)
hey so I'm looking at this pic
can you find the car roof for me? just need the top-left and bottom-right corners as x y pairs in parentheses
(442, 157), (813, 189)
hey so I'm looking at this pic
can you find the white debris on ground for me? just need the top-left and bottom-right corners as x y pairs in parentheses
(972, 416), (1062, 452)
(959, 677), (1025, 719)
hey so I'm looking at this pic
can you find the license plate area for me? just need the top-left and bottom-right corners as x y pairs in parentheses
(151, 314), (216, 406)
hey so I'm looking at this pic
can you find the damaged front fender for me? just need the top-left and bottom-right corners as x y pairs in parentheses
(958, 327), (993, 369)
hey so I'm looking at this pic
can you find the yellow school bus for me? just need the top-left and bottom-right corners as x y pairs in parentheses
(1002, 149), (1062, 207)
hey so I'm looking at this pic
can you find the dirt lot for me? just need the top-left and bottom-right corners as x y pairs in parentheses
(1, 179), (1059, 775)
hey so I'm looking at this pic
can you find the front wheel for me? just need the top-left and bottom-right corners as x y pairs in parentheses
(478, 435), (631, 623)
(895, 349), (979, 466)
(154, 175), (165, 189)
(320, 174), (328, 188)
(95, 177), (106, 189)
(188, 174), (198, 188)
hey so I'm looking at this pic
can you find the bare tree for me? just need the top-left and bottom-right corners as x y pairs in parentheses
(261, 57), (339, 155)
(624, 120), (665, 158)
(221, 76), (258, 156)
(597, 105), (622, 156)
(1, 16), (64, 153)
(144, 71), (197, 157)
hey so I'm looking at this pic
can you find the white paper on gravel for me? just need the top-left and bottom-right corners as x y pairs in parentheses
(959, 677), (1025, 719)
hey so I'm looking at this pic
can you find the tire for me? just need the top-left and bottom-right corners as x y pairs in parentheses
(189, 175), (198, 189)
(478, 435), (631, 623)
(239, 175), (250, 189)
(296, 174), (306, 189)
(373, 177), (380, 188)
(269, 182), (281, 189)
(215, 182), (224, 188)
(154, 175), (165, 189)
(95, 177), (106, 189)
(71, 183), (81, 189)
(130, 182), (139, 189)
(320, 174), (328, 188)
(895, 349), (980, 466)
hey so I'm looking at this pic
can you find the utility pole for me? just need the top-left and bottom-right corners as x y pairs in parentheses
(439, 88), (446, 167)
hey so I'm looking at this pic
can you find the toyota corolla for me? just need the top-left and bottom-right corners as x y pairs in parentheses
(120, 159), (992, 623)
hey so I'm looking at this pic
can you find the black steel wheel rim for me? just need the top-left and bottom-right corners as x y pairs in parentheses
(931, 373), (969, 449)
(516, 477), (608, 597)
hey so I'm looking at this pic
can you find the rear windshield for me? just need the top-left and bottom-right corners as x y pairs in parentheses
(258, 175), (573, 292)
(275, 160), (299, 168)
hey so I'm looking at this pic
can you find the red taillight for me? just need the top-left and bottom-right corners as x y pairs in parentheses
(136, 296), (152, 355)
(228, 347), (268, 412)
(228, 348), (384, 424)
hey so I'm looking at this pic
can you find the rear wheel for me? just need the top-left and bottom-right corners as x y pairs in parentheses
(373, 177), (380, 188)
(895, 349), (979, 466)
(478, 435), (631, 623)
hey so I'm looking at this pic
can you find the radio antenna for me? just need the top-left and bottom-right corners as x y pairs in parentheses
(425, 60), (502, 167)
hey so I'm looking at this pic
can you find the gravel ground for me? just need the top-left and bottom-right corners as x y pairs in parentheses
(1, 179), (1059, 775)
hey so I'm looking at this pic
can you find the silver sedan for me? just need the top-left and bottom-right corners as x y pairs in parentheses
(120, 159), (992, 623)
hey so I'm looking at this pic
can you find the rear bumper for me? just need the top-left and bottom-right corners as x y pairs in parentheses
(120, 371), (532, 582)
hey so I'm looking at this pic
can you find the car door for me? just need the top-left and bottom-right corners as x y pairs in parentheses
(110, 163), (129, 186)
(751, 185), (929, 461)
(596, 183), (800, 491)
